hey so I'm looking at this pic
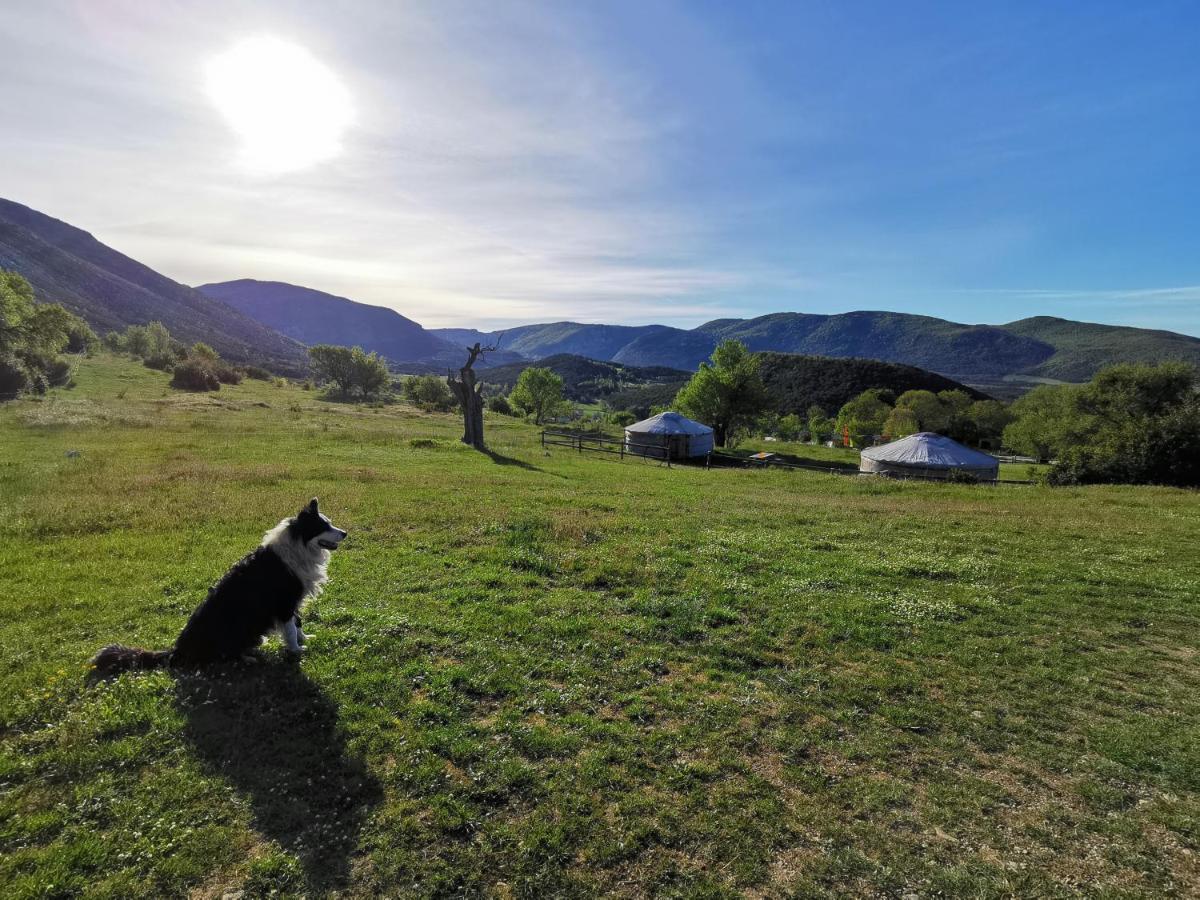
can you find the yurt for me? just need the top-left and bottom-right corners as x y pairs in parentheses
(624, 411), (714, 460)
(860, 432), (999, 481)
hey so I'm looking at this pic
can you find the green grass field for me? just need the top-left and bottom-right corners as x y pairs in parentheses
(2, 355), (1198, 898)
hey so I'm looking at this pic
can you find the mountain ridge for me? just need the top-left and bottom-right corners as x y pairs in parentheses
(4, 198), (1196, 386)
(431, 310), (1200, 383)
(0, 198), (308, 374)
(196, 279), (457, 365)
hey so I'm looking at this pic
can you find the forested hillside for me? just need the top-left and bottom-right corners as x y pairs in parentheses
(0, 199), (307, 373)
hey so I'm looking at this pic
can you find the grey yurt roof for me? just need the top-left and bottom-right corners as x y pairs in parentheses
(625, 411), (713, 436)
(861, 432), (997, 469)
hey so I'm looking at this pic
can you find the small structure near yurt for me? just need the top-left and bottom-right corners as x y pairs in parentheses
(860, 432), (999, 482)
(624, 411), (714, 461)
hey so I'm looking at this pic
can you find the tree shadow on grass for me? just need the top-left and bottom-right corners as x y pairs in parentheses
(481, 446), (558, 475)
(172, 658), (381, 894)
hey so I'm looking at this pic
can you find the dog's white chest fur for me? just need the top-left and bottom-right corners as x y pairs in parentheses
(261, 519), (331, 597)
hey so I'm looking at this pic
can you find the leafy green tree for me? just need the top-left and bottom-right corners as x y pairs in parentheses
(968, 400), (1012, 448)
(122, 325), (151, 358)
(1047, 363), (1200, 486)
(65, 319), (98, 355)
(102, 330), (124, 352)
(807, 405), (834, 444)
(938, 389), (975, 440)
(777, 413), (804, 441)
(883, 405), (920, 439)
(836, 389), (892, 447)
(403, 374), (455, 411)
(145, 321), (172, 357)
(0, 269), (88, 398)
(1002, 385), (1081, 461)
(894, 389), (949, 433)
(309, 344), (391, 400)
(674, 340), (768, 447)
(510, 366), (567, 425)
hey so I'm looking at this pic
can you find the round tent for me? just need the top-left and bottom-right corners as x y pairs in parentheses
(624, 411), (714, 460)
(860, 432), (999, 481)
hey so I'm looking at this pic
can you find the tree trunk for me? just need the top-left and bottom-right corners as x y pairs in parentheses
(447, 343), (488, 449)
(714, 423), (728, 448)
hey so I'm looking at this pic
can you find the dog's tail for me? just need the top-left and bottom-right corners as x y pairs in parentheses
(89, 645), (172, 680)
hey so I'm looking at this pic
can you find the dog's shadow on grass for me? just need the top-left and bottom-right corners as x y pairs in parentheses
(172, 658), (381, 893)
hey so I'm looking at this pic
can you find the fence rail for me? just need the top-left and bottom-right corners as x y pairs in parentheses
(540, 429), (676, 464)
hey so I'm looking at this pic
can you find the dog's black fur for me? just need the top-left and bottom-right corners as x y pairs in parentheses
(91, 499), (346, 679)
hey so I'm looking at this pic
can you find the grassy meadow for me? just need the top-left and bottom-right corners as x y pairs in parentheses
(1, 354), (1198, 898)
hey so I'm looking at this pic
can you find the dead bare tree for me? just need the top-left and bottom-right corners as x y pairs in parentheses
(447, 337), (501, 449)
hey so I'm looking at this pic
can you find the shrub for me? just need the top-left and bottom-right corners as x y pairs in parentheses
(190, 342), (219, 361)
(170, 359), (220, 392)
(947, 467), (982, 484)
(487, 394), (513, 416)
(213, 364), (243, 385)
(403, 374), (455, 411)
(243, 365), (272, 381)
(143, 353), (176, 371)
(0, 356), (29, 400)
(65, 320), (98, 355)
(309, 345), (391, 400)
(44, 357), (73, 387)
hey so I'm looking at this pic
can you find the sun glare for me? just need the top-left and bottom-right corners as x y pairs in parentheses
(205, 36), (353, 175)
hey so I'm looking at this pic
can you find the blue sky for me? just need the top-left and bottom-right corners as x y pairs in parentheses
(2, 1), (1198, 334)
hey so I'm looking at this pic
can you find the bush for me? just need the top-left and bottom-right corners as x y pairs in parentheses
(44, 357), (73, 387)
(403, 374), (455, 411)
(170, 359), (221, 391)
(190, 342), (219, 361)
(243, 365), (272, 381)
(0, 356), (29, 400)
(487, 394), (513, 416)
(65, 320), (98, 355)
(947, 467), (982, 484)
(143, 353), (176, 371)
(213, 364), (243, 385)
(310, 345), (391, 400)
(1022, 363), (1200, 487)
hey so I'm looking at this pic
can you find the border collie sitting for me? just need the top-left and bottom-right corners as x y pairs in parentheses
(91, 499), (347, 678)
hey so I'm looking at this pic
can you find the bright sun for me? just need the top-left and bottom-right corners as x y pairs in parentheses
(205, 36), (353, 175)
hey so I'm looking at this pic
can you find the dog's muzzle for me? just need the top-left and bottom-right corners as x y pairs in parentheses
(317, 529), (348, 550)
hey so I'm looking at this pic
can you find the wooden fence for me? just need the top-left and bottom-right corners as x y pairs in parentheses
(541, 429), (676, 465)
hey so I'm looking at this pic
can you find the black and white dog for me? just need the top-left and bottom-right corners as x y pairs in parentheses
(91, 499), (347, 678)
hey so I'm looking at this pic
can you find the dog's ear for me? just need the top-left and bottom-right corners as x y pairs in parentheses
(304, 497), (319, 516)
